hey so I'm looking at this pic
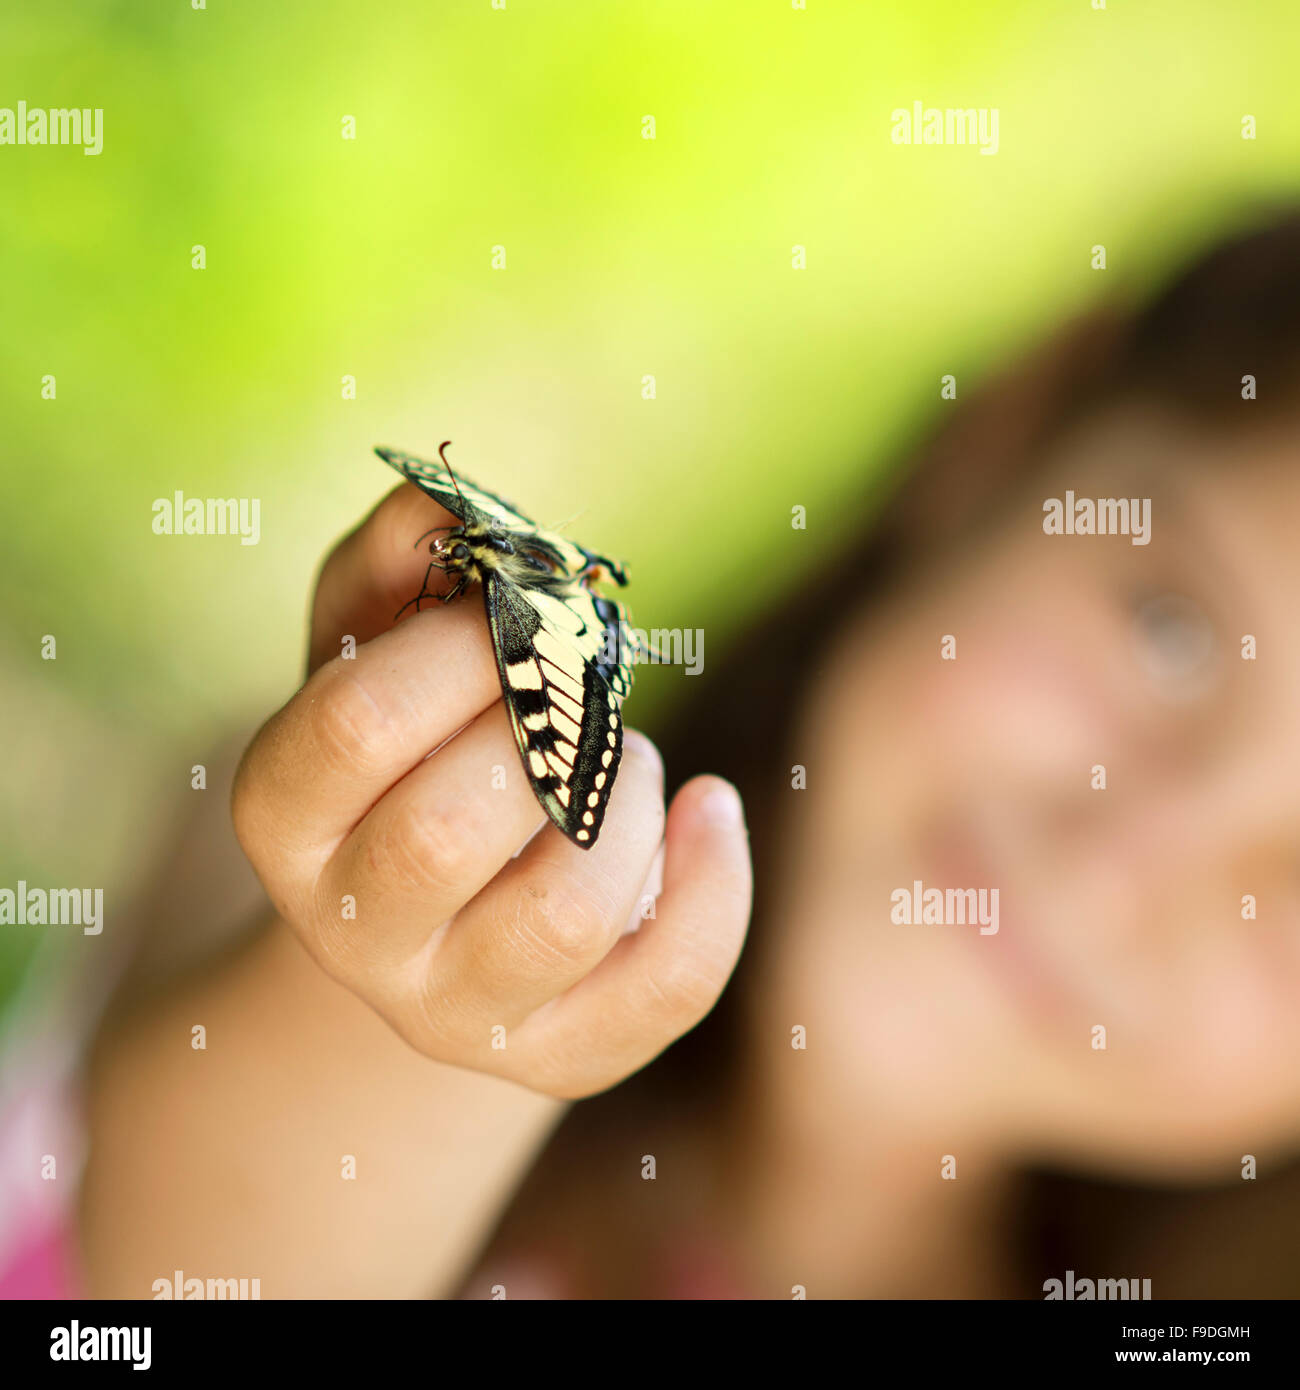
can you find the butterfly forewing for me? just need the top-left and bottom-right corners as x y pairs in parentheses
(375, 445), (608, 581)
(375, 443), (636, 848)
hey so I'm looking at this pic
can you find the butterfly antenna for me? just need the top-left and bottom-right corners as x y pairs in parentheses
(438, 440), (469, 513)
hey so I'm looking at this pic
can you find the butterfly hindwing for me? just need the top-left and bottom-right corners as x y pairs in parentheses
(486, 572), (632, 846)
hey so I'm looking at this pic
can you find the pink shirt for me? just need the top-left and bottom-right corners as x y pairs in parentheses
(0, 1056), (82, 1299)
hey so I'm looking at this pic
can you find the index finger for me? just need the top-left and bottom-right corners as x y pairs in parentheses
(308, 482), (457, 673)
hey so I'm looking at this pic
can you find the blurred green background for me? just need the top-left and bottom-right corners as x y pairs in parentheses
(2, 0), (1297, 1015)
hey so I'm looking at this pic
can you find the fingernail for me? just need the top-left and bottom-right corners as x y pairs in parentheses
(700, 781), (744, 828)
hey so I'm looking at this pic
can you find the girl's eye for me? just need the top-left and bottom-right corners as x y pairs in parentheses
(1131, 590), (1219, 702)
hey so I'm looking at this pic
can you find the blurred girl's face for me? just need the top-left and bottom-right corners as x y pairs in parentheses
(764, 404), (1300, 1176)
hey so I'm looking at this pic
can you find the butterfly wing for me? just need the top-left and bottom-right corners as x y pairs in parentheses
(375, 445), (625, 584)
(374, 445), (533, 529)
(375, 443), (636, 845)
(485, 571), (635, 847)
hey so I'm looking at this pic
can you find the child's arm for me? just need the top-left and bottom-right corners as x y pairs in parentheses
(78, 483), (752, 1298)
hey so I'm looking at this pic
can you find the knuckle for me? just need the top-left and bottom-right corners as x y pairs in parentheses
(230, 712), (285, 844)
(314, 526), (355, 596)
(533, 1074), (602, 1102)
(298, 874), (367, 975)
(309, 663), (395, 779)
(308, 897), (368, 976)
(230, 744), (265, 856)
(229, 728), (300, 903)
(528, 1047), (627, 1101)
(405, 974), (475, 1057)
(508, 873), (612, 973)
(371, 799), (473, 900)
(303, 877), (411, 999)
(550, 1069), (622, 1101)
(640, 952), (726, 1028)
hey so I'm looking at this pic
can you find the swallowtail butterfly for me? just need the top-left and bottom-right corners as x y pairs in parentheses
(376, 443), (637, 849)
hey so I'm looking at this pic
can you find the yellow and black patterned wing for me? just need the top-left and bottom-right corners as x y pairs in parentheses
(485, 573), (636, 847)
(376, 444), (626, 584)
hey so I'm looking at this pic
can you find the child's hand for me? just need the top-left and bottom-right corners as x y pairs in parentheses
(233, 484), (751, 1098)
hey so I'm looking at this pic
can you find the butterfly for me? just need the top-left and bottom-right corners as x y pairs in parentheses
(375, 442), (637, 849)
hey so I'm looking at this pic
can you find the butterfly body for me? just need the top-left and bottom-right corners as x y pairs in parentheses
(375, 444), (636, 849)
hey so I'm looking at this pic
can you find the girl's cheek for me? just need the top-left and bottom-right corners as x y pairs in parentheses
(901, 600), (1114, 785)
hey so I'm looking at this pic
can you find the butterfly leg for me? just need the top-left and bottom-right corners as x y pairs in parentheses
(438, 573), (470, 604)
(393, 559), (445, 621)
